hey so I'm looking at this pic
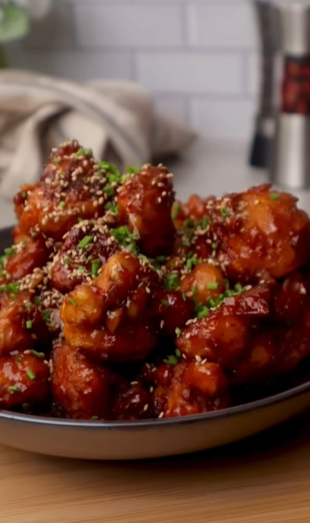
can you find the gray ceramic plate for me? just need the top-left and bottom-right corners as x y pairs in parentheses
(1, 227), (310, 460)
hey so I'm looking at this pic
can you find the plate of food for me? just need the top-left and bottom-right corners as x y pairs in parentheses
(0, 139), (310, 460)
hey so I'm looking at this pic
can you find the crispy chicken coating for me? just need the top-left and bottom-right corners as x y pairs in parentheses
(117, 165), (175, 257)
(52, 343), (116, 420)
(0, 351), (49, 408)
(15, 140), (120, 241)
(61, 252), (160, 363)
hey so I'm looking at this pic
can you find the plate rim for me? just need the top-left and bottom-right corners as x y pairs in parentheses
(1, 378), (310, 431)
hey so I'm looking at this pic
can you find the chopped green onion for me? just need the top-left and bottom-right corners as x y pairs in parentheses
(31, 350), (44, 359)
(8, 386), (20, 393)
(211, 243), (218, 251)
(24, 302), (32, 311)
(64, 258), (71, 265)
(78, 265), (85, 272)
(164, 355), (178, 366)
(26, 320), (32, 329)
(270, 193), (280, 200)
(175, 349), (182, 358)
(206, 282), (218, 290)
(175, 327), (181, 337)
(90, 416), (99, 421)
(76, 148), (93, 157)
(99, 161), (120, 180)
(0, 282), (20, 294)
(34, 296), (41, 306)
(164, 273), (180, 290)
(21, 192), (27, 199)
(77, 235), (92, 249)
(171, 203), (181, 220)
(235, 283), (243, 292)
(192, 285), (198, 295)
(26, 370), (35, 381)
(4, 248), (16, 256)
(201, 216), (210, 229)
(91, 259), (101, 277)
(126, 166), (140, 174)
(182, 293), (187, 302)
(53, 157), (61, 164)
(58, 202), (66, 209)
(103, 184), (114, 197)
(160, 300), (169, 306)
(221, 207), (229, 218)
(77, 217), (83, 223)
(43, 310), (52, 322)
(68, 298), (76, 307)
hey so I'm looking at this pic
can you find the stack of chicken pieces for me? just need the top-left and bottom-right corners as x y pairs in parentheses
(0, 139), (310, 421)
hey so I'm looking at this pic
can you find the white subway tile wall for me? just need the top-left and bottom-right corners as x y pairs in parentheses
(7, 0), (261, 142)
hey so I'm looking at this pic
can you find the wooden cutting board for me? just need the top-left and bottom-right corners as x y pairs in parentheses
(1, 413), (310, 523)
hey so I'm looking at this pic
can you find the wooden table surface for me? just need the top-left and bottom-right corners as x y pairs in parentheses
(1, 414), (310, 523)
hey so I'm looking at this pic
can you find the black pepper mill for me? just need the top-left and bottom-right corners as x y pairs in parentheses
(249, 0), (279, 169)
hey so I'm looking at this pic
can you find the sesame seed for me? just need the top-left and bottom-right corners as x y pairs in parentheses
(158, 412), (164, 419)
(195, 355), (202, 363)
(143, 404), (149, 412)
(160, 320), (164, 329)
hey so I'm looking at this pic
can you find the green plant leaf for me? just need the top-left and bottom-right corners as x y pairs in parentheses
(0, 5), (29, 44)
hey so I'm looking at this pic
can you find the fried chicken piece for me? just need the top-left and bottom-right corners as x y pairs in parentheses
(117, 165), (175, 257)
(176, 285), (270, 370)
(51, 220), (120, 294)
(52, 343), (116, 420)
(111, 381), (152, 421)
(180, 262), (226, 304)
(149, 290), (195, 337)
(0, 291), (50, 357)
(0, 352), (49, 409)
(61, 252), (160, 363)
(153, 361), (230, 418)
(16, 140), (120, 241)
(210, 185), (310, 283)
(0, 232), (51, 284)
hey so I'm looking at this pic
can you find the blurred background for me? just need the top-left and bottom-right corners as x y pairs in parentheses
(3, 0), (259, 143)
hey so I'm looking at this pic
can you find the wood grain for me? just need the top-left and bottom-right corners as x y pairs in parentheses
(1, 414), (310, 523)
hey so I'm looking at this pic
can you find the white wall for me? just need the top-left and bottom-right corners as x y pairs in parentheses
(6, 0), (260, 142)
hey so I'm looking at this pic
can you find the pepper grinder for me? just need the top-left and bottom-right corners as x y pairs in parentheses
(249, 0), (278, 169)
(270, 1), (310, 189)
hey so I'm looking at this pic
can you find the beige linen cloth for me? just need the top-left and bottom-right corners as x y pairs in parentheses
(0, 70), (195, 200)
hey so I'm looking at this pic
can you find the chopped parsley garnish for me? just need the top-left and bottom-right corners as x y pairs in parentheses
(270, 193), (280, 200)
(43, 310), (52, 322)
(76, 148), (93, 157)
(53, 157), (61, 164)
(207, 282), (218, 290)
(126, 166), (140, 174)
(26, 320), (33, 329)
(31, 350), (44, 359)
(164, 273), (180, 290)
(8, 386), (20, 393)
(26, 370), (35, 381)
(77, 235), (92, 249)
(164, 355), (178, 366)
(171, 203), (181, 220)
(221, 207), (229, 218)
(64, 258), (71, 265)
(175, 327), (181, 337)
(24, 302), (32, 311)
(91, 259), (101, 277)
(69, 298), (76, 307)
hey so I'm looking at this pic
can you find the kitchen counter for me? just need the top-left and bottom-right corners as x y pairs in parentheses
(2, 141), (310, 522)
